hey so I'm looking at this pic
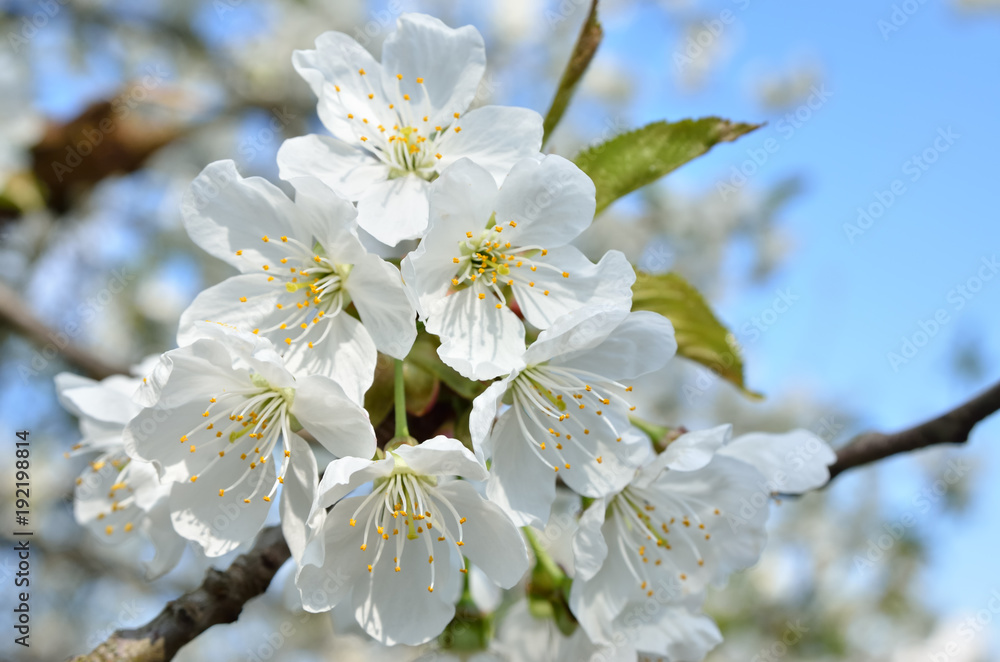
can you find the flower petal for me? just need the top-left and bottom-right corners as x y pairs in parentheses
(290, 374), (376, 459)
(513, 247), (636, 331)
(182, 160), (297, 272)
(280, 432), (321, 565)
(345, 253), (416, 359)
(555, 311), (675, 383)
(493, 155), (596, 248)
(141, 499), (187, 580)
(315, 456), (394, 511)
(427, 285), (526, 380)
(572, 498), (608, 581)
(720, 429), (836, 494)
(357, 175), (430, 246)
(168, 451), (276, 557)
(486, 410), (556, 527)
(469, 378), (511, 463)
(402, 158), (498, 317)
(278, 135), (386, 201)
(435, 480), (528, 588)
(295, 494), (369, 612)
(391, 436), (486, 480)
(379, 13), (485, 128)
(435, 105), (543, 182)
(283, 312), (377, 407)
(637, 424), (732, 482)
(293, 31), (390, 142)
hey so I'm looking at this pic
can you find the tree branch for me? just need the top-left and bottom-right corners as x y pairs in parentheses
(70, 526), (290, 662)
(0, 281), (128, 380)
(828, 379), (1000, 480)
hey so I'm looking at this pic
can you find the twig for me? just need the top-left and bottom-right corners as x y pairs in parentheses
(69, 526), (290, 662)
(0, 281), (127, 380)
(828, 379), (1000, 480)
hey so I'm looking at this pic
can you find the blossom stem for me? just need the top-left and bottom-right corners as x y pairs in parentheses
(394, 359), (409, 438)
(522, 526), (565, 582)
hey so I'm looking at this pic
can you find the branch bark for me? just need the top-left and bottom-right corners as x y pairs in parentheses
(69, 526), (291, 662)
(828, 379), (1000, 480)
(0, 281), (128, 380)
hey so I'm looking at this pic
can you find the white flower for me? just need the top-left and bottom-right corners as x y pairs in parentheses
(470, 305), (677, 528)
(179, 160), (416, 406)
(568, 424), (835, 658)
(296, 437), (528, 646)
(56, 370), (185, 580)
(124, 322), (376, 558)
(277, 13), (543, 247)
(402, 156), (636, 380)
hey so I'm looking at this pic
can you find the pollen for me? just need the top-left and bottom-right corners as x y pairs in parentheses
(219, 489), (225, 497)
(239, 297), (247, 303)
(478, 293), (485, 300)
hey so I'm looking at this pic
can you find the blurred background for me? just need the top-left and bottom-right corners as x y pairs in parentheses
(1, 0), (999, 660)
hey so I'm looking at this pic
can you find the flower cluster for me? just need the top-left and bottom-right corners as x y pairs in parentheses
(56, 13), (836, 659)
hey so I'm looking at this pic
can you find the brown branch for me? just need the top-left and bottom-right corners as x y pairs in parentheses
(0, 281), (128, 380)
(69, 526), (291, 662)
(828, 379), (1000, 480)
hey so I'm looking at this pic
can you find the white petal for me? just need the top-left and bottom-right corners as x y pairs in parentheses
(556, 311), (676, 382)
(402, 158), (498, 317)
(141, 499), (187, 580)
(168, 454), (276, 557)
(626, 605), (722, 662)
(176, 273), (284, 348)
(513, 247), (636, 331)
(293, 31), (390, 142)
(427, 285), (526, 381)
(346, 253), (416, 359)
(572, 498), (608, 581)
(469, 378), (511, 463)
(278, 135), (386, 201)
(315, 456), (394, 511)
(721, 429), (836, 494)
(352, 518), (460, 645)
(295, 494), (370, 612)
(391, 436), (486, 480)
(523, 303), (630, 367)
(379, 13), (485, 127)
(435, 105), (543, 182)
(493, 155), (596, 248)
(55, 373), (140, 426)
(285, 175), (365, 255)
(182, 160), (297, 272)
(357, 175), (430, 246)
(283, 312), (376, 407)
(485, 410), (556, 527)
(291, 374), (376, 459)
(280, 432), (320, 564)
(435, 481), (529, 588)
(568, 515), (637, 644)
(134, 340), (248, 411)
(636, 424), (733, 482)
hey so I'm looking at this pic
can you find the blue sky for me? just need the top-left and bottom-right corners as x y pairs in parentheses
(587, 0), (1000, 641)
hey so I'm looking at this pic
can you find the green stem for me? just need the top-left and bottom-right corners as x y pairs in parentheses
(523, 527), (565, 581)
(394, 359), (409, 438)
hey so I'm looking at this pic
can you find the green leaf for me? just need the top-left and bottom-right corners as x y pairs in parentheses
(632, 272), (762, 399)
(542, 0), (603, 146)
(574, 117), (762, 214)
